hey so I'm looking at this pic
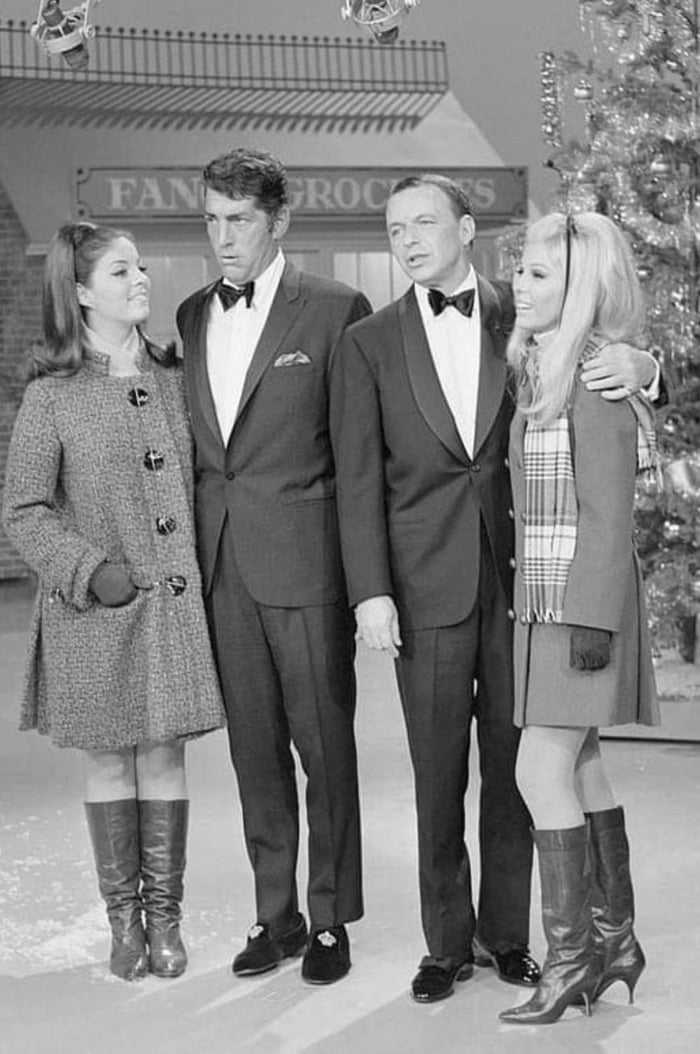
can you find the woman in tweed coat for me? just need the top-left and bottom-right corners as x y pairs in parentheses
(498, 213), (660, 1027)
(2, 223), (225, 982)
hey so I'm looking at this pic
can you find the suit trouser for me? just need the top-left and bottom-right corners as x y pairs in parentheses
(395, 531), (533, 962)
(205, 527), (363, 931)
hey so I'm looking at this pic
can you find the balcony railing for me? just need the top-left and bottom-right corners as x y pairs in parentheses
(0, 21), (448, 94)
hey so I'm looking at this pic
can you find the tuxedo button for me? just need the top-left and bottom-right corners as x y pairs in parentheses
(521, 512), (527, 523)
(519, 612), (528, 624)
(509, 557), (516, 569)
(471, 463), (481, 473)
(507, 608), (516, 621)
(508, 508), (515, 520)
(225, 471), (235, 480)
(504, 457), (510, 468)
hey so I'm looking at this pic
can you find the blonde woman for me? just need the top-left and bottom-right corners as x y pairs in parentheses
(500, 212), (660, 1025)
(2, 223), (225, 981)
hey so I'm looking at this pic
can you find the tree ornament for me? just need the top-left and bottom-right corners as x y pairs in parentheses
(649, 154), (672, 177)
(573, 78), (594, 101)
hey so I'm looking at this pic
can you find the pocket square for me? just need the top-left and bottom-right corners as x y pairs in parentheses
(273, 351), (312, 367)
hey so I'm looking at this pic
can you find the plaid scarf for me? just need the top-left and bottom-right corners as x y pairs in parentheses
(522, 340), (660, 623)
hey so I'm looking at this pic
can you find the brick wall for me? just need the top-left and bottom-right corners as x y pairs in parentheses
(0, 179), (43, 579)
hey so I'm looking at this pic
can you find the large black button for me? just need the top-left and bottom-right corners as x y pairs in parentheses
(144, 450), (164, 471)
(471, 463), (481, 473)
(128, 387), (150, 407)
(225, 471), (235, 480)
(165, 575), (187, 596)
(156, 516), (177, 536)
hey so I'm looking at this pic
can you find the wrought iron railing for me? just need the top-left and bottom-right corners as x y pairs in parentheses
(0, 21), (448, 93)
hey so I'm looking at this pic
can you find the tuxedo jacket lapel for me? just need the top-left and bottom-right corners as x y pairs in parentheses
(234, 262), (304, 426)
(399, 289), (468, 465)
(184, 283), (223, 450)
(473, 275), (509, 456)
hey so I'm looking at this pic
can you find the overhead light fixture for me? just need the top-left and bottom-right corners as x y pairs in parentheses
(340, 1), (421, 45)
(30, 0), (100, 71)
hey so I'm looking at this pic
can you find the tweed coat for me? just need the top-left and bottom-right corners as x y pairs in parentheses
(1, 345), (225, 750)
(509, 377), (659, 729)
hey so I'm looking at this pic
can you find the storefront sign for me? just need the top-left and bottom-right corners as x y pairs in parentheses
(76, 166), (527, 221)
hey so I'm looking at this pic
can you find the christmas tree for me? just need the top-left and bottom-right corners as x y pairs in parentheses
(505, 0), (700, 654)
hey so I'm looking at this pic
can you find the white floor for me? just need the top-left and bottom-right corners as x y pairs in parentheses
(1, 582), (699, 1054)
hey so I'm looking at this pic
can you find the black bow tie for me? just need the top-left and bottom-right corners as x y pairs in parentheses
(428, 287), (475, 318)
(216, 279), (254, 311)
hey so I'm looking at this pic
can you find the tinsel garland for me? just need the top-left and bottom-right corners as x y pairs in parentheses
(499, 0), (700, 653)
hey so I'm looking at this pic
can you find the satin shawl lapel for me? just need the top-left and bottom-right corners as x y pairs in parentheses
(399, 288), (468, 464)
(473, 274), (509, 456)
(185, 283), (222, 449)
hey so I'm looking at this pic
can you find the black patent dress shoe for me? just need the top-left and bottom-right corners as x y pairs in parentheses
(232, 914), (308, 976)
(410, 955), (475, 1003)
(301, 925), (351, 985)
(473, 940), (541, 987)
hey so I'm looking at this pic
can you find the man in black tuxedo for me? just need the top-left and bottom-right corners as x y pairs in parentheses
(177, 148), (371, 985)
(330, 174), (657, 1003)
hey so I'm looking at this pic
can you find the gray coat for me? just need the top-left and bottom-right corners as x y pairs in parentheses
(509, 379), (659, 729)
(2, 346), (225, 749)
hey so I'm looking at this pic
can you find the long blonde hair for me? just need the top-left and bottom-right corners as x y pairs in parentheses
(507, 212), (646, 424)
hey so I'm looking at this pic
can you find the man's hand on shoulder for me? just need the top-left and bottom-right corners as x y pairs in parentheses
(355, 595), (402, 658)
(580, 344), (658, 402)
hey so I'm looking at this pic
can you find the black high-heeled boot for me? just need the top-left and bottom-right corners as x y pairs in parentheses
(586, 806), (645, 1003)
(138, 799), (189, 978)
(499, 825), (596, 1025)
(84, 800), (148, 981)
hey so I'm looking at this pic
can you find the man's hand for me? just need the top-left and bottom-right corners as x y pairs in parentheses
(580, 344), (657, 401)
(355, 595), (402, 657)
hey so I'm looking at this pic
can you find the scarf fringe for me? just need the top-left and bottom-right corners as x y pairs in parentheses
(523, 608), (562, 624)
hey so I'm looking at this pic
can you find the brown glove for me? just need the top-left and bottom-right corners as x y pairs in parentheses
(569, 626), (612, 671)
(89, 562), (138, 607)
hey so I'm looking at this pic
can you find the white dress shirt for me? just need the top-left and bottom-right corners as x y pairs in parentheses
(207, 251), (286, 444)
(415, 266), (480, 458)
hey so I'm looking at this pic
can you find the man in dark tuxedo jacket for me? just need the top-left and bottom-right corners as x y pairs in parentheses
(330, 174), (657, 1004)
(177, 148), (371, 986)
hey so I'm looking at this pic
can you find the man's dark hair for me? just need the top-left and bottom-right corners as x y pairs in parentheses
(202, 147), (288, 219)
(390, 173), (473, 220)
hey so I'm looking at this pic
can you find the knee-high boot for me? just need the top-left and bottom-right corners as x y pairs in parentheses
(586, 806), (645, 1003)
(500, 825), (596, 1025)
(138, 799), (189, 978)
(84, 799), (148, 981)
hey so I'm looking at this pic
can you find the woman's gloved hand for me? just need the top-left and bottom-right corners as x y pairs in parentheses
(569, 625), (612, 671)
(89, 561), (138, 607)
